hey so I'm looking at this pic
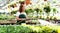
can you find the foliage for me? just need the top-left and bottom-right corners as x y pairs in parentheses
(11, 10), (17, 14)
(0, 25), (59, 33)
(39, 9), (42, 13)
(25, 8), (34, 14)
(19, 0), (25, 2)
(0, 14), (15, 20)
(34, 8), (40, 13)
(52, 30), (58, 33)
(53, 8), (57, 14)
(44, 6), (51, 13)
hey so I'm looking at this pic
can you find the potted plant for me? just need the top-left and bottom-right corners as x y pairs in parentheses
(44, 6), (51, 21)
(34, 8), (40, 18)
(39, 9), (43, 19)
(11, 10), (17, 15)
(52, 8), (57, 16)
(25, 8), (34, 18)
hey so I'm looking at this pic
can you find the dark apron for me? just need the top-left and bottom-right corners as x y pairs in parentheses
(17, 14), (26, 25)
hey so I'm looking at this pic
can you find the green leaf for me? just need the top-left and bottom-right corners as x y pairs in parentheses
(44, 6), (51, 13)
(53, 8), (57, 13)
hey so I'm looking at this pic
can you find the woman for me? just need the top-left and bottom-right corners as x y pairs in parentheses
(16, 2), (27, 25)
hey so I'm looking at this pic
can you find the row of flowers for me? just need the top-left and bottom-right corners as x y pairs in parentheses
(0, 24), (60, 33)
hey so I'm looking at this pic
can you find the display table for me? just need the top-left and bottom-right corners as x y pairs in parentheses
(55, 20), (60, 23)
(0, 20), (16, 25)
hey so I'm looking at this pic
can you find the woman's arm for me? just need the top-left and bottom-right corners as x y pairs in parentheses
(16, 16), (21, 20)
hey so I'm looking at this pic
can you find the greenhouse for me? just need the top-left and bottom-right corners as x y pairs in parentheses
(0, 0), (60, 33)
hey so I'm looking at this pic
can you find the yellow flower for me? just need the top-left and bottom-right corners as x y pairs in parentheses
(7, 8), (11, 12)
(33, 27), (40, 32)
(57, 28), (60, 33)
(29, 26), (34, 29)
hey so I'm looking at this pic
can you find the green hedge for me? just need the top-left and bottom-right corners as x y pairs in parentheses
(0, 25), (32, 33)
(0, 25), (58, 33)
